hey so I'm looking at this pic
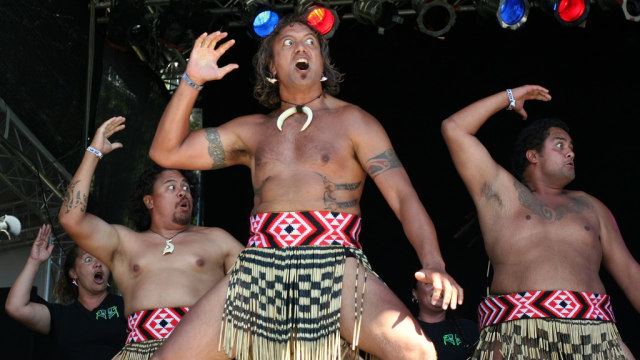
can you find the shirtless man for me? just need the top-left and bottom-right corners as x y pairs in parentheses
(58, 116), (244, 359)
(148, 14), (462, 360)
(441, 85), (639, 359)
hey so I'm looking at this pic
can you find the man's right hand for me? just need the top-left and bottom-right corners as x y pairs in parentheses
(184, 32), (239, 85)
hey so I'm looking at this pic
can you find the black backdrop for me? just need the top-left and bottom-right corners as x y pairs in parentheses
(198, 7), (640, 354)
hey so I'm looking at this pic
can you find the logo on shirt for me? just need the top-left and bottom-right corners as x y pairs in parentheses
(96, 305), (120, 320)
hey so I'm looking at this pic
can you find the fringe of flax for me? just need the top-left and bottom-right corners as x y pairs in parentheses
(474, 318), (626, 360)
(219, 246), (377, 360)
(110, 339), (165, 360)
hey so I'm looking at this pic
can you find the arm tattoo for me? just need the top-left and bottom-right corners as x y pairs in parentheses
(366, 149), (403, 178)
(205, 128), (226, 170)
(515, 180), (593, 221)
(62, 180), (88, 214)
(318, 174), (360, 210)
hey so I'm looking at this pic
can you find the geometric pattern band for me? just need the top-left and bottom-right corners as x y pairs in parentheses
(247, 211), (362, 249)
(478, 290), (616, 330)
(125, 307), (190, 344)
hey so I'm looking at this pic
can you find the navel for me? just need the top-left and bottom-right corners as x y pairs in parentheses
(196, 258), (205, 267)
(585, 226), (591, 231)
(322, 154), (330, 163)
(133, 264), (140, 272)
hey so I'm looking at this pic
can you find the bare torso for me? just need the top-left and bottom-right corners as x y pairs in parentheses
(479, 179), (606, 294)
(111, 225), (236, 317)
(226, 95), (370, 216)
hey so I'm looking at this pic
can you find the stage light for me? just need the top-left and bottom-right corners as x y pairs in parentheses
(537, 0), (590, 26)
(0, 215), (21, 240)
(477, 0), (530, 29)
(412, 0), (457, 37)
(242, 0), (281, 38)
(297, 1), (341, 39)
(352, 0), (404, 34)
(622, 0), (640, 21)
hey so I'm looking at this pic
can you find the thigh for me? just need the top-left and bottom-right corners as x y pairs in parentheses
(151, 276), (232, 360)
(339, 258), (436, 360)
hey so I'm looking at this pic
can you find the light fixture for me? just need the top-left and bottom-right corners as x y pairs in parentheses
(477, 0), (530, 29)
(296, 0), (341, 39)
(622, 0), (640, 21)
(242, 0), (281, 38)
(0, 215), (21, 240)
(412, 0), (457, 37)
(537, 0), (590, 26)
(352, 0), (404, 34)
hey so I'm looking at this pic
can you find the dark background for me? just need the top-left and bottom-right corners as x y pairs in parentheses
(1, 0), (638, 356)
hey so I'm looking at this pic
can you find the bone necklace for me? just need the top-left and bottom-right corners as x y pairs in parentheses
(149, 226), (189, 255)
(277, 92), (323, 132)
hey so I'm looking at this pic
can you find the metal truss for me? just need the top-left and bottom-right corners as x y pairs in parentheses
(0, 97), (73, 253)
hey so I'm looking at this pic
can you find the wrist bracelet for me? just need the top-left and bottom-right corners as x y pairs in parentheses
(506, 89), (516, 110)
(86, 146), (103, 159)
(181, 72), (203, 91)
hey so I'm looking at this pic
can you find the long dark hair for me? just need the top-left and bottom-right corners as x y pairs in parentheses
(52, 244), (81, 305)
(252, 13), (344, 109)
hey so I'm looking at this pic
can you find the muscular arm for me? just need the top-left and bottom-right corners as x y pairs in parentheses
(440, 85), (551, 201)
(353, 111), (462, 308)
(597, 199), (640, 313)
(5, 225), (53, 334)
(57, 117), (125, 268)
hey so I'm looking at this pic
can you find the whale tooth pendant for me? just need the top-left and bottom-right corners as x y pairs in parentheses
(276, 105), (313, 132)
(162, 239), (175, 255)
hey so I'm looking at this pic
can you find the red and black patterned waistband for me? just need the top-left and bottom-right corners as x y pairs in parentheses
(247, 211), (362, 249)
(478, 290), (616, 330)
(125, 307), (190, 344)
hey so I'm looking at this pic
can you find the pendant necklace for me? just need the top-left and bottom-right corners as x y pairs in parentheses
(149, 226), (189, 255)
(277, 92), (323, 132)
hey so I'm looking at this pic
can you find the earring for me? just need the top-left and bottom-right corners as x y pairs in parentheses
(266, 74), (278, 84)
(320, 75), (327, 82)
(72, 279), (78, 287)
(411, 296), (418, 304)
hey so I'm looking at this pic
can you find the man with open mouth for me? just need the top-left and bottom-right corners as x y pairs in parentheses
(148, 13), (463, 360)
(58, 117), (245, 360)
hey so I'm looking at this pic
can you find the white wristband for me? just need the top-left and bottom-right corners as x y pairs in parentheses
(506, 89), (516, 111)
(181, 72), (203, 91)
(86, 146), (103, 159)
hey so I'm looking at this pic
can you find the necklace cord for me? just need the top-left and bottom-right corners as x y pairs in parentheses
(281, 92), (323, 108)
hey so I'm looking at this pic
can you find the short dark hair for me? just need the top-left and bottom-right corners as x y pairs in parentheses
(252, 13), (344, 109)
(127, 163), (199, 231)
(511, 118), (570, 182)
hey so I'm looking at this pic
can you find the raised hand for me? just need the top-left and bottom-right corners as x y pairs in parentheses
(29, 224), (53, 264)
(89, 116), (125, 156)
(510, 85), (552, 120)
(184, 32), (239, 85)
